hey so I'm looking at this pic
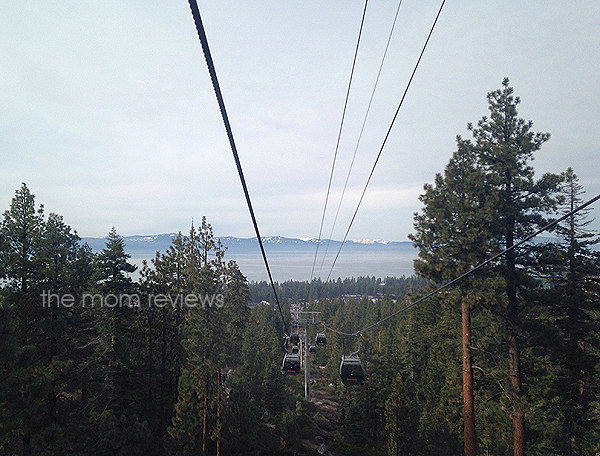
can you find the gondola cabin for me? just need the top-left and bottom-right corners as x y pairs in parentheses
(309, 345), (317, 354)
(339, 355), (366, 385)
(281, 353), (301, 375)
(289, 333), (300, 345)
(291, 345), (299, 354)
(315, 333), (327, 346)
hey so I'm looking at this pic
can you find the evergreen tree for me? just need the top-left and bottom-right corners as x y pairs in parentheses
(168, 219), (230, 454)
(94, 226), (137, 292)
(0, 184), (97, 454)
(385, 374), (418, 456)
(411, 128), (502, 456)
(90, 227), (139, 407)
(0, 292), (21, 455)
(412, 79), (563, 455)
(468, 78), (562, 456)
(79, 228), (152, 455)
(224, 302), (285, 453)
(263, 359), (286, 416)
(222, 259), (250, 367)
(137, 237), (186, 450)
(541, 168), (600, 454)
(0, 183), (44, 295)
(0, 185), (50, 454)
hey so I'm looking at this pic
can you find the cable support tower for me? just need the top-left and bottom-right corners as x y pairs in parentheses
(317, 0), (404, 278)
(322, 192), (600, 338)
(310, 0), (369, 281)
(187, 0), (289, 336)
(324, 0), (446, 282)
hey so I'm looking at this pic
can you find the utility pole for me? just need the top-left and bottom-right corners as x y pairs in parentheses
(304, 328), (311, 400)
(299, 311), (320, 402)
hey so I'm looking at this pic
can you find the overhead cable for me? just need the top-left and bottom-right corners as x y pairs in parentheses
(310, 0), (370, 281)
(187, 0), (289, 336)
(326, 0), (447, 282)
(318, 0), (404, 277)
(331, 192), (600, 337)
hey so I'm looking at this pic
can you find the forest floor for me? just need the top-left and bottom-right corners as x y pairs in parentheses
(257, 365), (341, 455)
(288, 366), (341, 455)
(308, 367), (339, 452)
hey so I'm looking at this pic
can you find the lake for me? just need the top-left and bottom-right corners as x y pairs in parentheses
(131, 249), (417, 283)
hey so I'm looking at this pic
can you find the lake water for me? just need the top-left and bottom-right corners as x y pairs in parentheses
(133, 250), (417, 282)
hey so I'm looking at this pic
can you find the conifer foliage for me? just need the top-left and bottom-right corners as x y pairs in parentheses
(0, 189), (253, 455)
(410, 80), (599, 455)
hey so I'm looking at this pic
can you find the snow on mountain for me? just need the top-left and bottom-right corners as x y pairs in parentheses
(80, 234), (414, 256)
(297, 237), (320, 243)
(79, 234), (417, 281)
(351, 239), (391, 245)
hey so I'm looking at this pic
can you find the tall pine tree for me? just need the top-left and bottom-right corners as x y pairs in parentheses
(411, 134), (502, 456)
(546, 168), (600, 454)
(412, 79), (563, 455)
(468, 79), (562, 456)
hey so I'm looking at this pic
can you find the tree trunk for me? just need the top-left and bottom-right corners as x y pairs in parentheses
(202, 391), (207, 453)
(462, 298), (476, 456)
(217, 368), (221, 456)
(500, 172), (525, 456)
(509, 331), (524, 456)
(506, 228), (525, 456)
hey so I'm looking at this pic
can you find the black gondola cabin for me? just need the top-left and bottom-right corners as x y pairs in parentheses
(315, 333), (327, 346)
(281, 353), (301, 375)
(339, 355), (365, 385)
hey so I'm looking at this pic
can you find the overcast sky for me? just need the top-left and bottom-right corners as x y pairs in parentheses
(2, 0), (599, 243)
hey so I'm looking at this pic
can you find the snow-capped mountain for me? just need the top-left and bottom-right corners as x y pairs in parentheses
(79, 234), (417, 281)
(80, 234), (414, 256)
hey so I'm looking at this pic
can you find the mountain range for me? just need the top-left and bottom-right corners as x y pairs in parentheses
(80, 234), (416, 257)
(79, 234), (418, 281)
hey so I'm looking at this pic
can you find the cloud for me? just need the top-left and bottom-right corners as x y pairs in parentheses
(2, 0), (599, 241)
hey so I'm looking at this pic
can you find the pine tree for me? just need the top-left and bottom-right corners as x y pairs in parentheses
(95, 227), (137, 292)
(468, 79), (562, 456)
(0, 184), (97, 454)
(412, 79), (563, 455)
(263, 359), (286, 416)
(77, 227), (153, 455)
(0, 185), (48, 454)
(0, 183), (44, 295)
(0, 292), (21, 454)
(545, 168), (600, 454)
(137, 236), (186, 448)
(222, 260), (250, 367)
(411, 134), (501, 456)
(168, 219), (230, 454)
(91, 227), (138, 402)
(385, 374), (418, 456)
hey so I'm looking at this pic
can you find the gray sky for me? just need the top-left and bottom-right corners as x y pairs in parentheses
(2, 0), (599, 241)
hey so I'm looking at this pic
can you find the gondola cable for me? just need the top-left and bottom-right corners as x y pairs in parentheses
(322, 192), (600, 338)
(317, 0), (404, 278)
(187, 0), (289, 336)
(310, 0), (370, 281)
(325, 0), (447, 282)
